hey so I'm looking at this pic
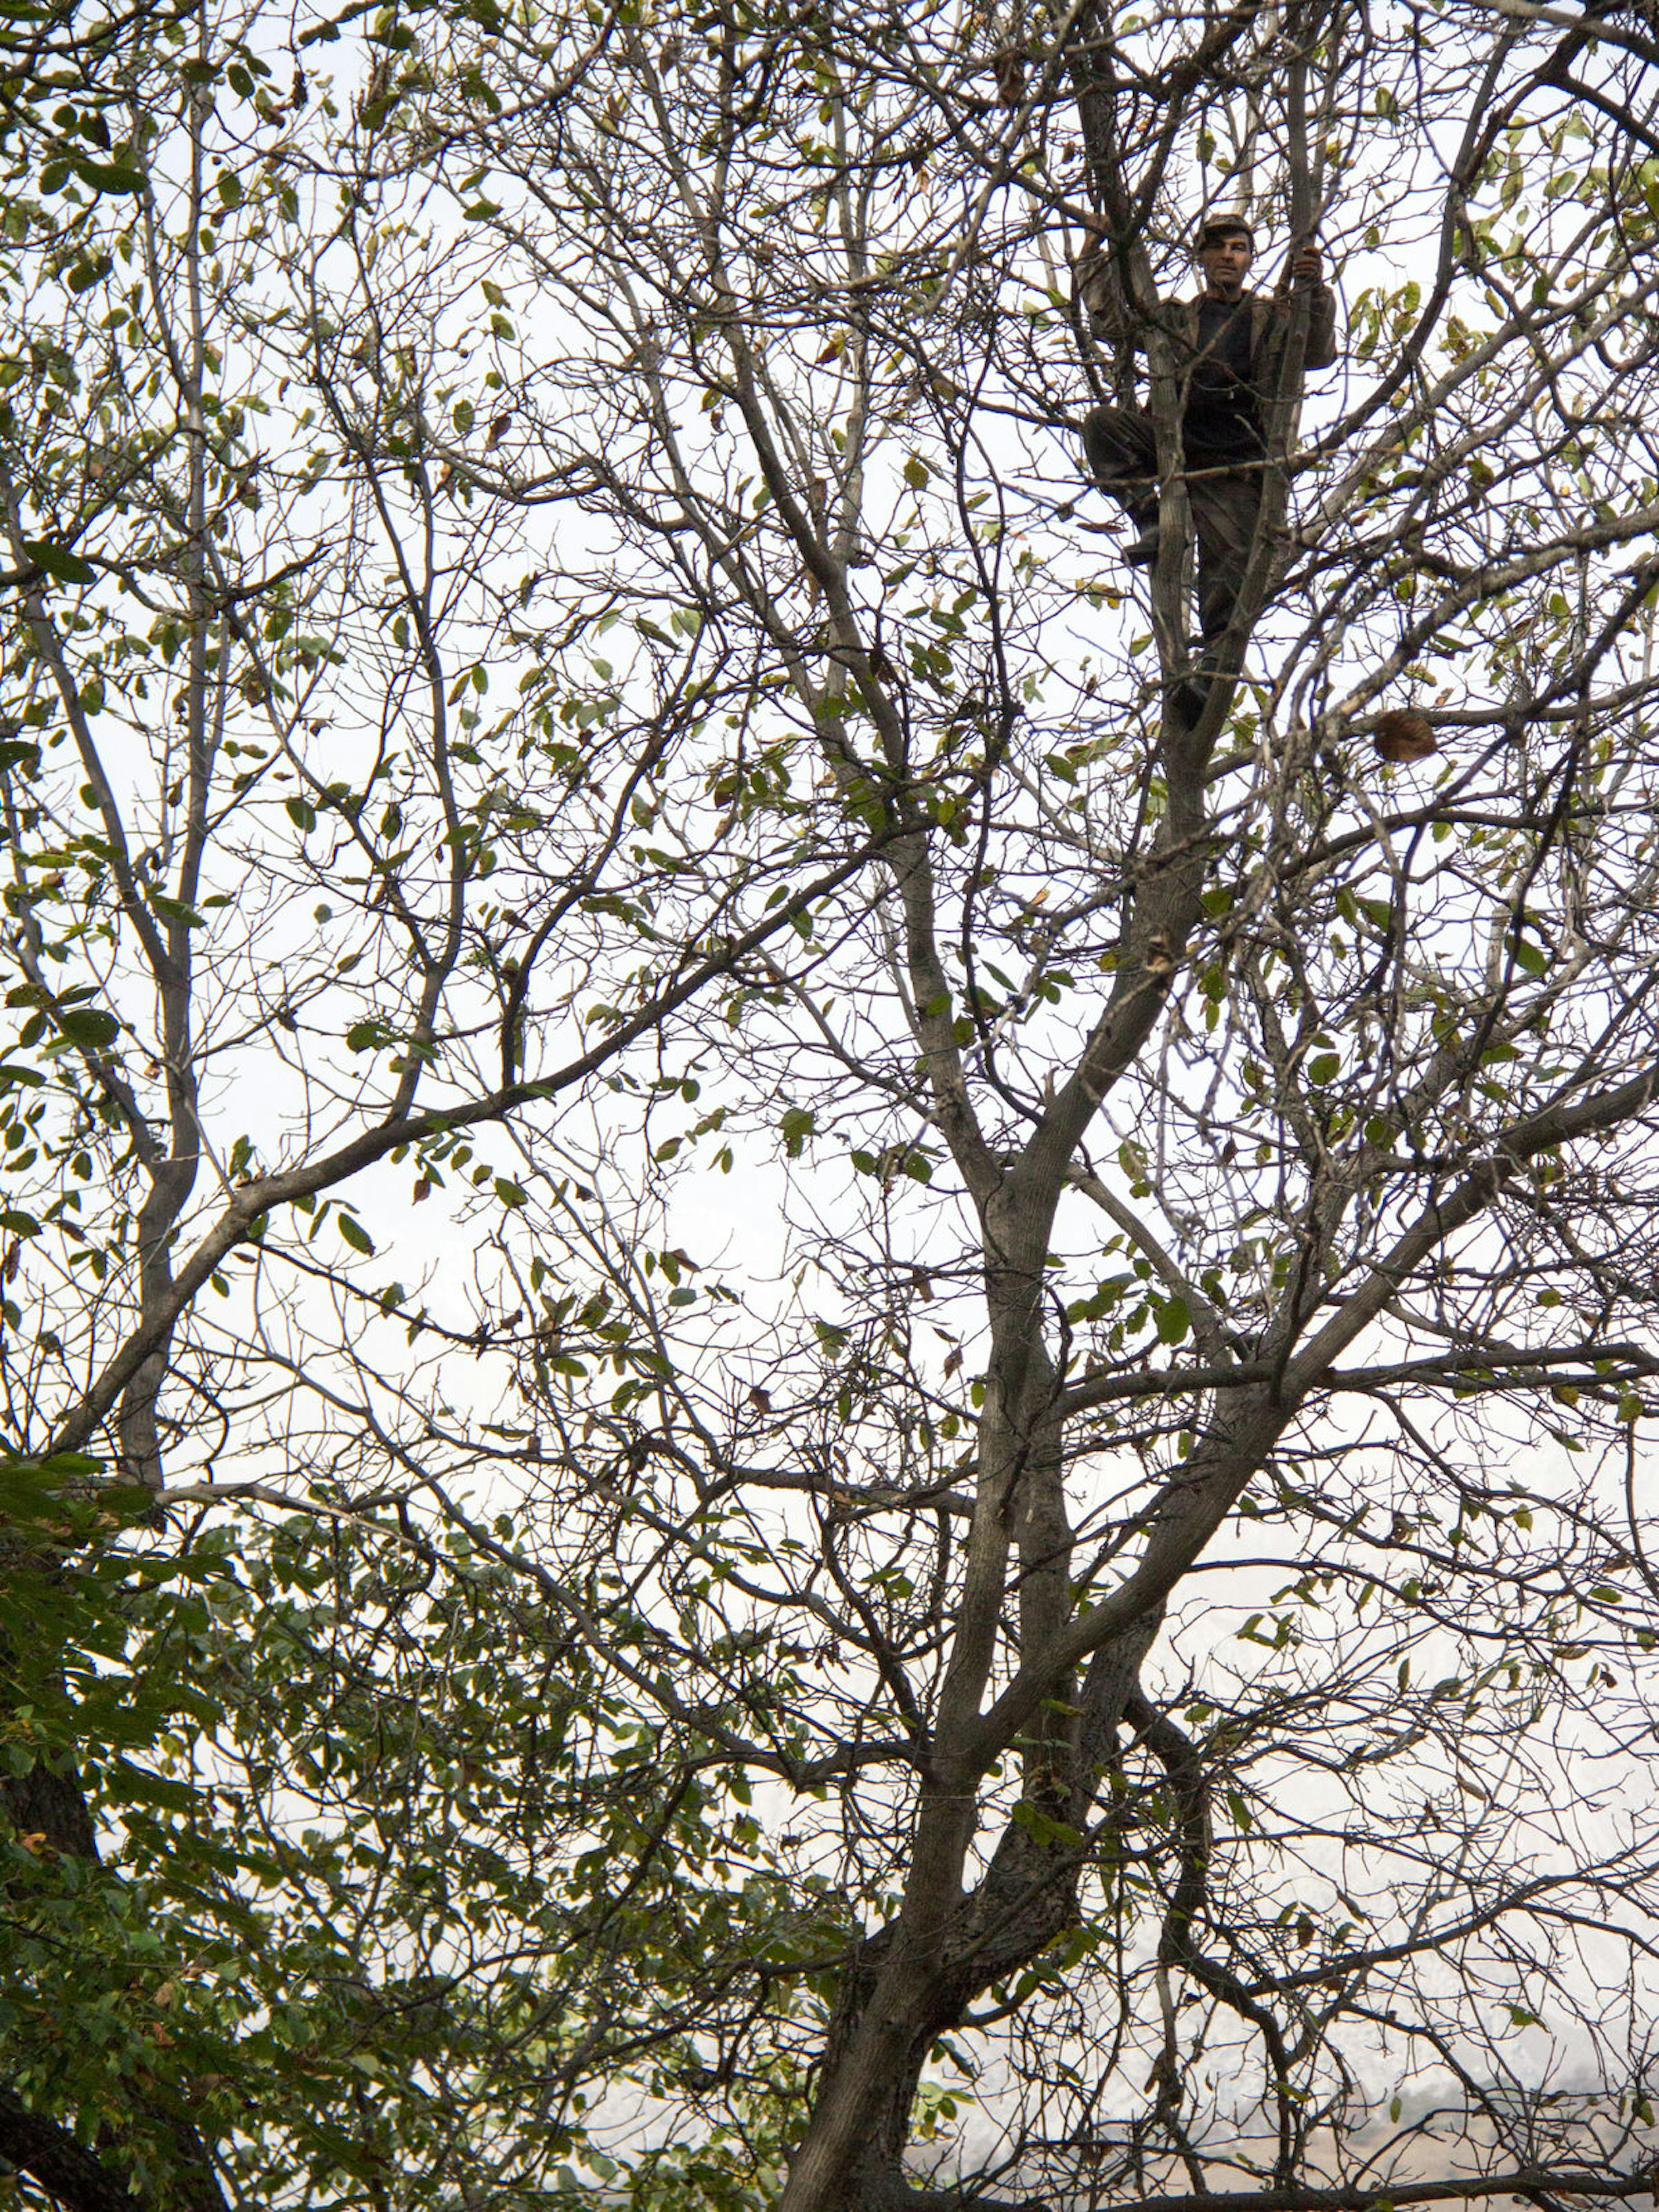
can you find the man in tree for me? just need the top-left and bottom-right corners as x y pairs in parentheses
(1078, 213), (1338, 640)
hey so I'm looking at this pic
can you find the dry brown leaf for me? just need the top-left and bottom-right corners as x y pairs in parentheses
(991, 45), (1026, 104)
(1373, 709), (1438, 763)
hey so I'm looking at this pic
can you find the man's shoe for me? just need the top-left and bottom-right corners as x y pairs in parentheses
(1124, 524), (1162, 567)
(1170, 677), (1209, 726)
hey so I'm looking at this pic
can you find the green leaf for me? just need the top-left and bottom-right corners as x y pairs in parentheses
(337, 1213), (375, 1255)
(56, 1006), (120, 1049)
(1011, 1799), (1083, 1849)
(1512, 938), (1547, 977)
(149, 893), (206, 926)
(71, 159), (146, 194)
(24, 539), (95, 584)
(780, 1105), (815, 1157)
(903, 456), (929, 489)
(1154, 1295), (1191, 1346)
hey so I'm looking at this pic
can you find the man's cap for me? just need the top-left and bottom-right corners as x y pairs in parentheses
(1195, 213), (1255, 248)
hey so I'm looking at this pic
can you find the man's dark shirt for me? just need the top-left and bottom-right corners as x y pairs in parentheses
(1185, 296), (1262, 462)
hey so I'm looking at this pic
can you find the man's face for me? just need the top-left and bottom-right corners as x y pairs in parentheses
(1197, 230), (1253, 295)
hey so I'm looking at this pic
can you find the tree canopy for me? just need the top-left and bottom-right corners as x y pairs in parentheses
(4, 0), (1659, 2208)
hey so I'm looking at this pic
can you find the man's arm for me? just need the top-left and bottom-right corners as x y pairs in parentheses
(1287, 242), (1339, 370)
(1075, 229), (1146, 351)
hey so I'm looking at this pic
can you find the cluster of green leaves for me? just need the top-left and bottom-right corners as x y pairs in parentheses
(3, 1450), (857, 2208)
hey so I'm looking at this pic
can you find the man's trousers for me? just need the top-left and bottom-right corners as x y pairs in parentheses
(1081, 403), (1263, 642)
